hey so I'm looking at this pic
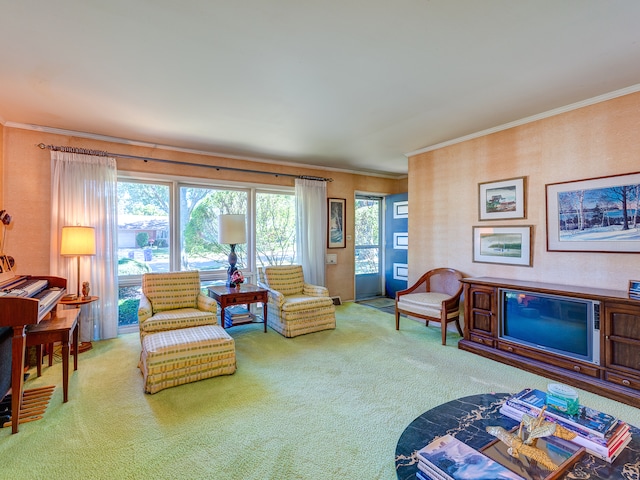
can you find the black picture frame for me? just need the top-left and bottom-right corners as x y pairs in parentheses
(328, 198), (346, 248)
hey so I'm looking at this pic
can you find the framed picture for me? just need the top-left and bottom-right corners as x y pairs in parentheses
(478, 177), (526, 221)
(472, 225), (532, 266)
(328, 198), (346, 248)
(629, 280), (640, 300)
(546, 171), (640, 252)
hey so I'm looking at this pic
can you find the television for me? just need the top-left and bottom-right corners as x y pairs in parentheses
(498, 288), (600, 365)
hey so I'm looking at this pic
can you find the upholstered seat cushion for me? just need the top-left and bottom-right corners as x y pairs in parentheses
(280, 294), (335, 312)
(398, 292), (459, 319)
(139, 308), (216, 335)
(140, 325), (236, 394)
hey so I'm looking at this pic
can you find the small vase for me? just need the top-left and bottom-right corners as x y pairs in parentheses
(82, 281), (90, 299)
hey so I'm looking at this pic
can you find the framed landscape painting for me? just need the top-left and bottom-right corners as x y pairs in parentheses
(328, 198), (346, 248)
(472, 225), (532, 266)
(546, 171), (640, 252)
(478, 177), (525, 221)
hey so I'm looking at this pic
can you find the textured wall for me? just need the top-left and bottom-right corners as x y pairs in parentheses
(408, 91), (640, 292)
(2, 127), (405, 301)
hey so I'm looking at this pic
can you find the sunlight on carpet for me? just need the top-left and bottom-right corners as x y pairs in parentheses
(1, 303), (637, 480)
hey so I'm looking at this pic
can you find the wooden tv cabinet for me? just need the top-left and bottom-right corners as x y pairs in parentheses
(459, 277), (640, 407)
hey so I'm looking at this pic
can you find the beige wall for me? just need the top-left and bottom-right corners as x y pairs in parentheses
(408, 91), (640, 292)
(0, 123), (4, 207)
(1, 126), (405, 301)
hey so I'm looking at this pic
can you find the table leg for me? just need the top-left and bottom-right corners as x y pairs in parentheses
(72, 321), (78, 371)
(220, 306), (226, 328)
(61, 338), (69, 403)
(263, 302), (267, 333)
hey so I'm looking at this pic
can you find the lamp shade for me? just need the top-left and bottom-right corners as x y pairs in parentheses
(60, 226), (96, 256)
(218, 214), (246, 245)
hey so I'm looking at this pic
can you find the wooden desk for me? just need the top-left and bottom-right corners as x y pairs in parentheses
(207, 284), (268, 332)
(58, 296), (98, 353)
(26, 308), (79, 403)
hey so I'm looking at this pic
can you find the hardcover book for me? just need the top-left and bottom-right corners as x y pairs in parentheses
(418, 434), (524, 480)
(499, 402), (630, 462)
(510, 388), (618, 438)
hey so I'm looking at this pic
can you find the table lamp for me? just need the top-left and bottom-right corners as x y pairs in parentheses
(218, 214), (246, 287)
(60, 225), (96, 300)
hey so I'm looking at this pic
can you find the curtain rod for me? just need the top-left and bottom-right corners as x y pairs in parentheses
(36, 143), (333, 182)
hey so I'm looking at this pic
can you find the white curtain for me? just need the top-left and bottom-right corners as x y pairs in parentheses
(295, 178), (327, 286)
(50, 151), (119, 340)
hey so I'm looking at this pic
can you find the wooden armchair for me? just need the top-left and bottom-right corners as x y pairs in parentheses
(395, 268), (463, 345)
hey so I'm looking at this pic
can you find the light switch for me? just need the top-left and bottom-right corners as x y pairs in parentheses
(326, 254), (337, 264)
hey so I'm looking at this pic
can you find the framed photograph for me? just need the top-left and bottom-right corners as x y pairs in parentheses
(629, 280), (640, 300)
(546, 171), (640, 252)
(328, 198), (346, 248)
(478, 177), (526, 221)
(472, 225), (532, 266)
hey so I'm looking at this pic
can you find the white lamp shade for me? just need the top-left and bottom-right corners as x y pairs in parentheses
(218, 214), (246, 245)
(60, 226), (97, 256)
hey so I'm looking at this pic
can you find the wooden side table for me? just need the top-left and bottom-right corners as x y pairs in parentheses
(207, 284), (268, 332)
(58, 296), (99, 353)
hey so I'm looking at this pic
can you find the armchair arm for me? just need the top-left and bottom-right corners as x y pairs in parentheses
(138, 294), (152, 323)
(441, 284), (464, 311)
(197, 293), (217, 313)
(258, 281), (285, 308)
(303, 283), (330, 297)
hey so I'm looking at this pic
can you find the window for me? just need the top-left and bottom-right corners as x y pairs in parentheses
(179, 185), (248, 272)
(255, 191), (296, 267)
(116, 177), (295, 331)
(117, 181), (171, 274)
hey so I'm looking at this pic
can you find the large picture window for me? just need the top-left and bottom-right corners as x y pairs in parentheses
(116, 177), (295, 331)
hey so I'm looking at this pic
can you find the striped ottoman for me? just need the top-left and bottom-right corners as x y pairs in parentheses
(140, 325), (236, 394)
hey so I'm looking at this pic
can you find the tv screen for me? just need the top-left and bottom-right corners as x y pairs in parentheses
(499, 289), (599, 364)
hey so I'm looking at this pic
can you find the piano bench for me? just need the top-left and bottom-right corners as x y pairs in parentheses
(140, 325), (236, 394)
(26, 309), (79, 403)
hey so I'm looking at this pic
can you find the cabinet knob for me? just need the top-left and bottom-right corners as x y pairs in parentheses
(573, 365), (581, 372)
(622, 379), (631, 386)
(506, 346), (513, 352)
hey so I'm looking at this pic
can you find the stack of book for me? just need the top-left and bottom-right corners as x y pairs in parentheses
(223, 306), (253, 328)
(500, 387), (631, 463)
(416, 434), (525, 480)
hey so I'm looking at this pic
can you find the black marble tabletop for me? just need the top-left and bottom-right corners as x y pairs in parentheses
(395, 393), (640, 480)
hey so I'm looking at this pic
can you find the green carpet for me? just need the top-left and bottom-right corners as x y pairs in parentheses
(1, 303), (637, 479)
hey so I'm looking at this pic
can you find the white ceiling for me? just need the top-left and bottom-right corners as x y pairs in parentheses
(2, 1), (640, 176)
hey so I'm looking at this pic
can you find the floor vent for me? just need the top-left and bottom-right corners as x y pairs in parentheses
(331, 296), (342, 306)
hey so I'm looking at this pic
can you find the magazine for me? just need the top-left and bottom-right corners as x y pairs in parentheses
(418, 434), (524, 480)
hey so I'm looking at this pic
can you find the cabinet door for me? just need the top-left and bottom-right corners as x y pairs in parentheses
(466, 285), (495, 335)
(604, 302), (640, 376)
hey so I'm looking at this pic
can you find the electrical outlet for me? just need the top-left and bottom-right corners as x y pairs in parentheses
(325, 254), (337, 264)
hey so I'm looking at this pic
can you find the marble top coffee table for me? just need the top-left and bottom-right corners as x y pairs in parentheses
(395, 392), (640, 480)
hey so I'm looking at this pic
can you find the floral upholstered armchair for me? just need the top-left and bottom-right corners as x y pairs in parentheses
(257, 265), (336, 338)
(137, 271), (217, 341)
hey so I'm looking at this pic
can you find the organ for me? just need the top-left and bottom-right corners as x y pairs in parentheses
(0, 275), (66, 433)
